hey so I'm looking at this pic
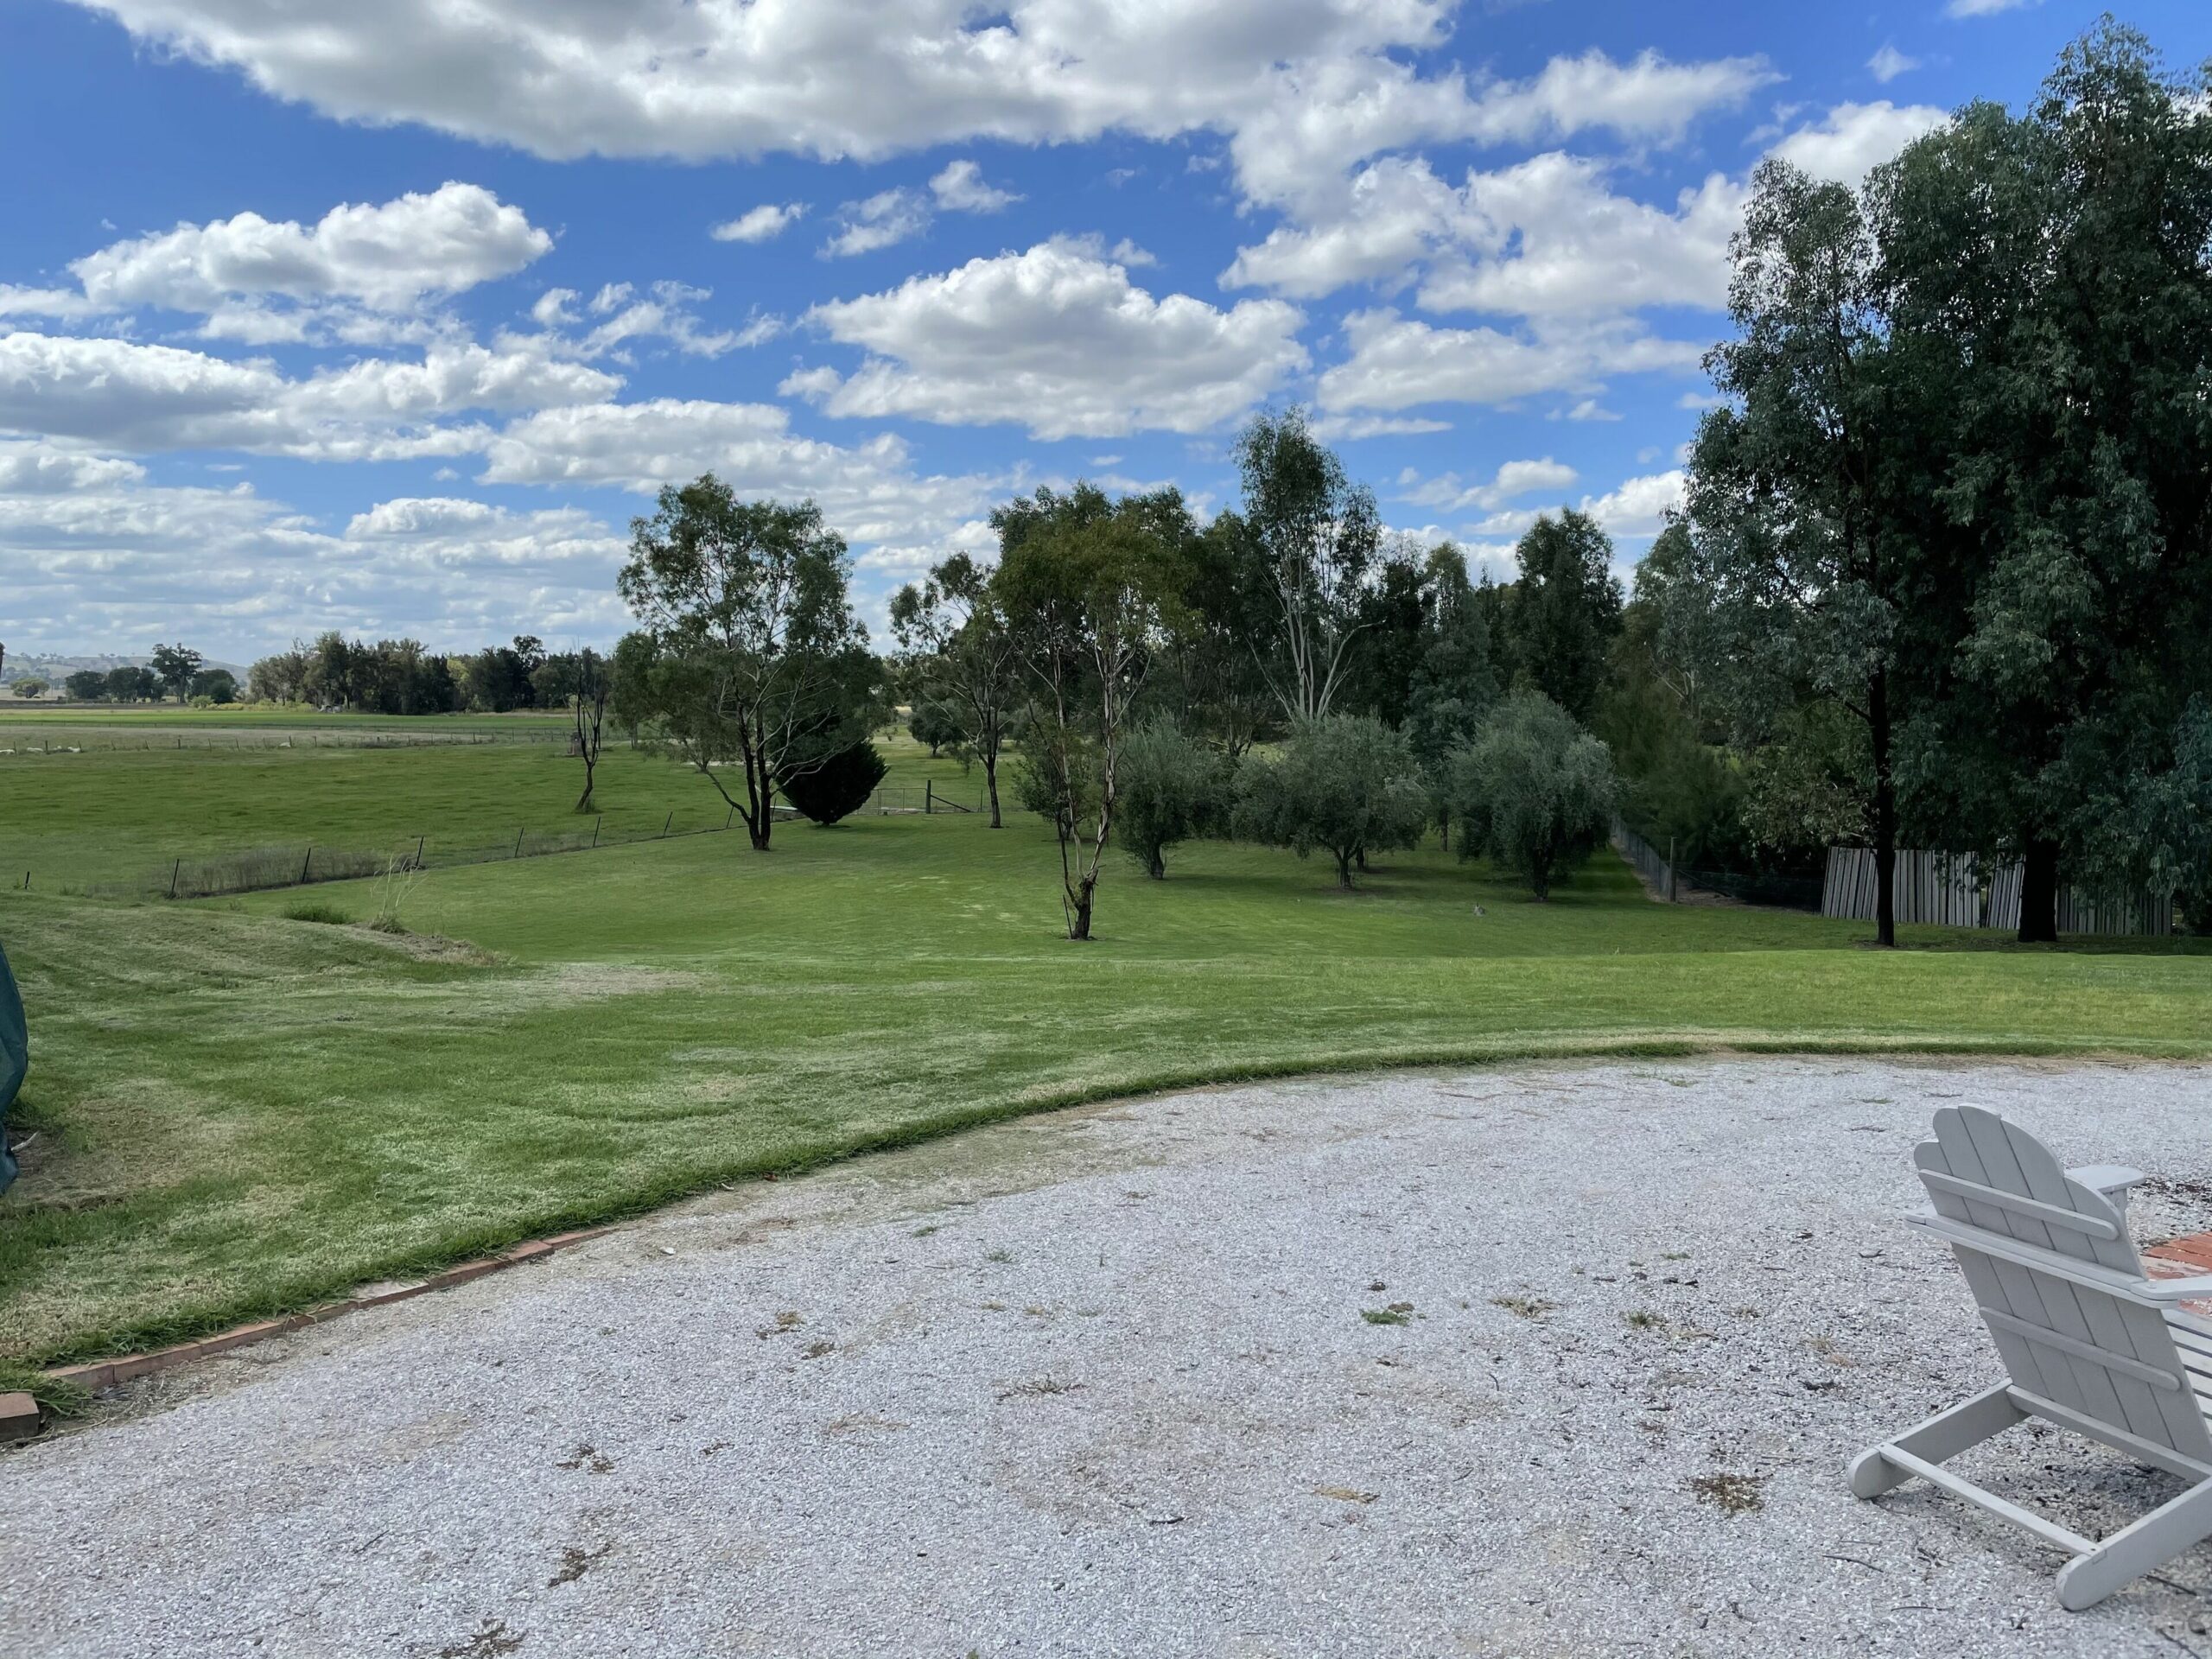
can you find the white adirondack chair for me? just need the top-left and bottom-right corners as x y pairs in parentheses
(1850, 1104), (2212, 1609)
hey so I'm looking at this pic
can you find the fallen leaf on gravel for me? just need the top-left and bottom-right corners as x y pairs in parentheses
(1313, 1485), (1378, 1503)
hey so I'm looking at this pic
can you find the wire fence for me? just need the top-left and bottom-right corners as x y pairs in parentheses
(84, 804), (768, 902)
(0, 727), (566, 755)
(862, 779), (986, 815)
(1613, 823), (1824, 912)
(52, 777), (994, 902)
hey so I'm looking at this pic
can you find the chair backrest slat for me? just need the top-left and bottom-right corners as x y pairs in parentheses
(1915, 1105), (2212, 1461)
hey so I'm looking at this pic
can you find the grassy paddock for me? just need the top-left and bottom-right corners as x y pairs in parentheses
(2, 791), (2207, 1367)
(0, 721), (986, 893)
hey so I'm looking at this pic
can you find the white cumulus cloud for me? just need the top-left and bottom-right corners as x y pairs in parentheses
(711, 202), (808, 244)
(70, 181), (550, 315)
(786, 238), (1308, 439)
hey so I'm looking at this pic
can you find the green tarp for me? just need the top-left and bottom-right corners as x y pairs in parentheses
(0, 940), (23, 1194)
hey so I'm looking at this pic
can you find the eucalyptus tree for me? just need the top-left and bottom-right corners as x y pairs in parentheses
(1497, 511), (1622, 723)
(993, 484), (1187, 939)
(1684, 158), (1916, 946)
(890, 551), (1022, 826)
(616, 475), (874, 851)
(1869, 22), (2212, 938)
(1234, 407), (1382, 721)
(149, 643), (203, 704)
(568, 647), (609, 813)
(1403, 543), (1500, 849)
(1162, 509), (1281, 759)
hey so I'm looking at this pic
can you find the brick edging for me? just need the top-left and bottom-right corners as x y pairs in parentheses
(42, 1225), (617, 1395)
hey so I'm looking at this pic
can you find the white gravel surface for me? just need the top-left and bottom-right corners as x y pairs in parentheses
(8, 1057), (2212, 1657)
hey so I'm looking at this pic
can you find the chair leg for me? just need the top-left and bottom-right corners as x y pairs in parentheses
(2056, 1476), (2212, 1611)
(1850, 1383), (2024, 1498)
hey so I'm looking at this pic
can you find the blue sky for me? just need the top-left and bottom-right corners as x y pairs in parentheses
(4, 0), (2205, 662)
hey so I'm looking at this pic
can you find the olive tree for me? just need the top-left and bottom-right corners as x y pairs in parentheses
(1233, 715), (1427, 890)
(1447, 692), (1618, 900)
(1115, 721), (1228, 879)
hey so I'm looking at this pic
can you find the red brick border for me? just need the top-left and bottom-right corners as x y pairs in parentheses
(41, 1225), (617, 1395)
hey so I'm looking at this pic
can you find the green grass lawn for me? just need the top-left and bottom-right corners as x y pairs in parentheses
(3, 772), (2208, 1369)
(0, 718), (988, 893)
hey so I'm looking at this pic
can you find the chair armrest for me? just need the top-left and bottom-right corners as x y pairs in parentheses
(2069, 1164), (2146, 1202)
(2135, 1274), (2212, 1305)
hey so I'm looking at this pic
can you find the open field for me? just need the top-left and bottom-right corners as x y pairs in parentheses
(2, 727), (2208, 1370)
(0, 718), (986, 893)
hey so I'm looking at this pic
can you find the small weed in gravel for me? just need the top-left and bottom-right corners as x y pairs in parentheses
(1625, 1309), (1667, 1332)
(1689, 1472), (1767, 1515)
(1362, 1307), (1411, 1325)
(439, 1620), (524, 1657)
(547, 1542), (609, 1587)
(1491, 1294), (1559, 1319)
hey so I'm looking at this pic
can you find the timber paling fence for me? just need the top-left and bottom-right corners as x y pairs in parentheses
(1820, 846), (2177, 937)
(1611, 823), (1824, 912)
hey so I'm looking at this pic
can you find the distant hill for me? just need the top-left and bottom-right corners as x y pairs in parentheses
(2, 652), (251, 685)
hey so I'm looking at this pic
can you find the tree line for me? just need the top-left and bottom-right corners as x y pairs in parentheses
(599, 25), (2212, 946)
(241, 632), (607, 716)
(45, 645), (238, 705)
(606, 406), (1628, 939)
(1637, 22), (2212, 944)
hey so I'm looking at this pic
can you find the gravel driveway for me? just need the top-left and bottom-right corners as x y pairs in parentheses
(8, 1057), (2212, 1657)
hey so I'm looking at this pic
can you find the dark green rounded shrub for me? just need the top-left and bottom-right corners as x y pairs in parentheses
(779, 741), (888, 825)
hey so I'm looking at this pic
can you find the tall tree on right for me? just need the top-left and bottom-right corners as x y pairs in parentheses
(1683, 159), (1917, 947)
(1870, 22), (2212, 940)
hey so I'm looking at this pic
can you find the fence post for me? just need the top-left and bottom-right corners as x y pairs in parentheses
(925, 779), (933, 815)
(1666, 836), (1678, 903)
(662, 810), (673, 839)
(415, 834), (426, 870)
(724, 805), (733, 830)
(169, 858), (181, 899)
(513, 827), (525, 859)
(592, 816), (601, 848)
(300, 846), (314, 884)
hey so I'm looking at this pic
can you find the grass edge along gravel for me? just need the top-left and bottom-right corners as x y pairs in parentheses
(14, 1023), (2210, 1374)
(3, 818), (2209, 1370)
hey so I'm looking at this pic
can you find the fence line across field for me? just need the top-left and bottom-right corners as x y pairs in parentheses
(59, 775), (991, 902)
(0, 728), (566, 755)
